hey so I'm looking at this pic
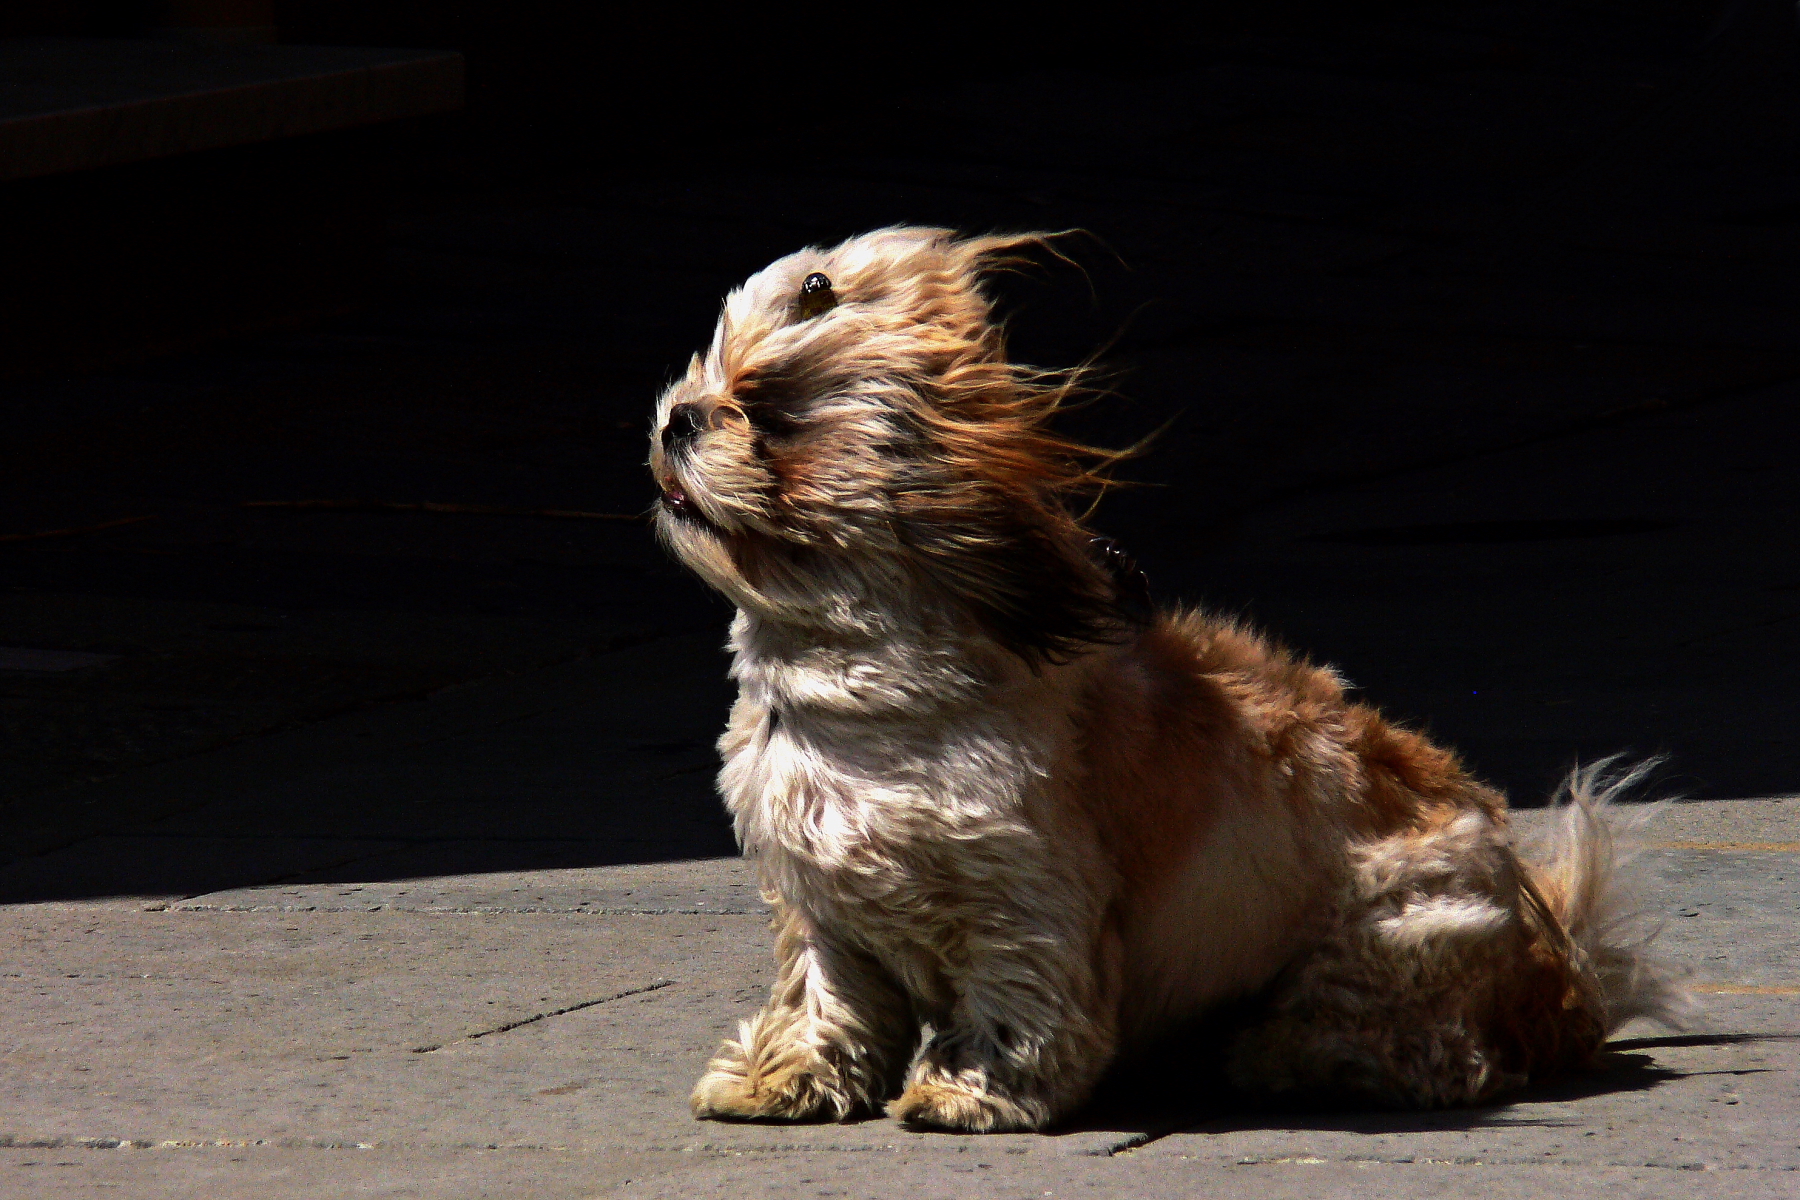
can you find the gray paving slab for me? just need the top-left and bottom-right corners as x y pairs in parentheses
(605, 1151), (1800, 1200)
(2, 811), (1794, 1198)
(176, 857), (766, 916)
(0, 911), (1128, 1167)
(0, 912), (760, 1146)
(0, 1145), (666, 1200)
(1646, 849), (1800, 992)
(4, 1151), (1796, 1200)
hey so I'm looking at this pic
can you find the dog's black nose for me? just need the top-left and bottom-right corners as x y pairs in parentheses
(662, 403), (704, 451)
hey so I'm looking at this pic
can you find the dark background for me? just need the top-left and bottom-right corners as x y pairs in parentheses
(3, 0), (1798, 899)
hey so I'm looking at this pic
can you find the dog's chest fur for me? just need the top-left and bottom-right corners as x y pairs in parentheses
(716, 614), (1102, 965)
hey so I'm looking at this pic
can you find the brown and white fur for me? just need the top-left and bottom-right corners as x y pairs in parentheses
(648, 227), (1685, 1133)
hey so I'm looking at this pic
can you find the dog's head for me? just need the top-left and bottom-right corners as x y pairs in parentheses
(649, 227), (1131, 661)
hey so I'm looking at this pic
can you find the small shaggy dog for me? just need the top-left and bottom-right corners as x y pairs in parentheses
(648, 227), (1683, 1132)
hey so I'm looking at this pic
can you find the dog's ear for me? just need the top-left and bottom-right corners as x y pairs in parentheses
(875, 230), (1140, 663)
(897, 492), (1130, 664)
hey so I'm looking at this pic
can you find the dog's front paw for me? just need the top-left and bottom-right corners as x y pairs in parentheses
(887, 1074), (1045, 1133)
(689, 1038), (854, 1123)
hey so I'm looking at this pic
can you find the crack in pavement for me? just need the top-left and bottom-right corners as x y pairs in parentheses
(410, 978), (675, 1053)
(1090, 1117), (1209, 1157)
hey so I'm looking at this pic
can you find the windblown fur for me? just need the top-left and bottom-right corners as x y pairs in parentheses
(649, 227), (1685, 1132)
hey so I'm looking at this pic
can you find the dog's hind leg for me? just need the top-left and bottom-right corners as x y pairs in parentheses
(1229, 767), (1686, 1108)
(1226, 810), (1570, 1108)
(691, 898), (914, 1123)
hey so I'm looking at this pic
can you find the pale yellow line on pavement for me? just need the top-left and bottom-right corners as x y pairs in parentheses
(1647, 841), (1800, 852)
(1689, 984), (1800, 995)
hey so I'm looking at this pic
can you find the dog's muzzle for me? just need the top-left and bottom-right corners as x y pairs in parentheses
(657, 403), (705, 519)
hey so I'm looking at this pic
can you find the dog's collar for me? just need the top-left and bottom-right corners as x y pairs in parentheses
(1089, 536), (1152, 626)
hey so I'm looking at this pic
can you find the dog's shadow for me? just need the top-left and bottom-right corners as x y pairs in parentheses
(1057, 1030), (1785, 1141)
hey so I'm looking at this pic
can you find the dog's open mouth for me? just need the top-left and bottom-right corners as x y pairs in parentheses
(658, 477), (708, 525)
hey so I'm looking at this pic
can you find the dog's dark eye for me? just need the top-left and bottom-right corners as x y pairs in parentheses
(796, 272), (837, 320)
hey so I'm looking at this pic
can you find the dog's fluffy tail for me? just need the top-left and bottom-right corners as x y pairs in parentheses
(1518, 758), (1690, 1035)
